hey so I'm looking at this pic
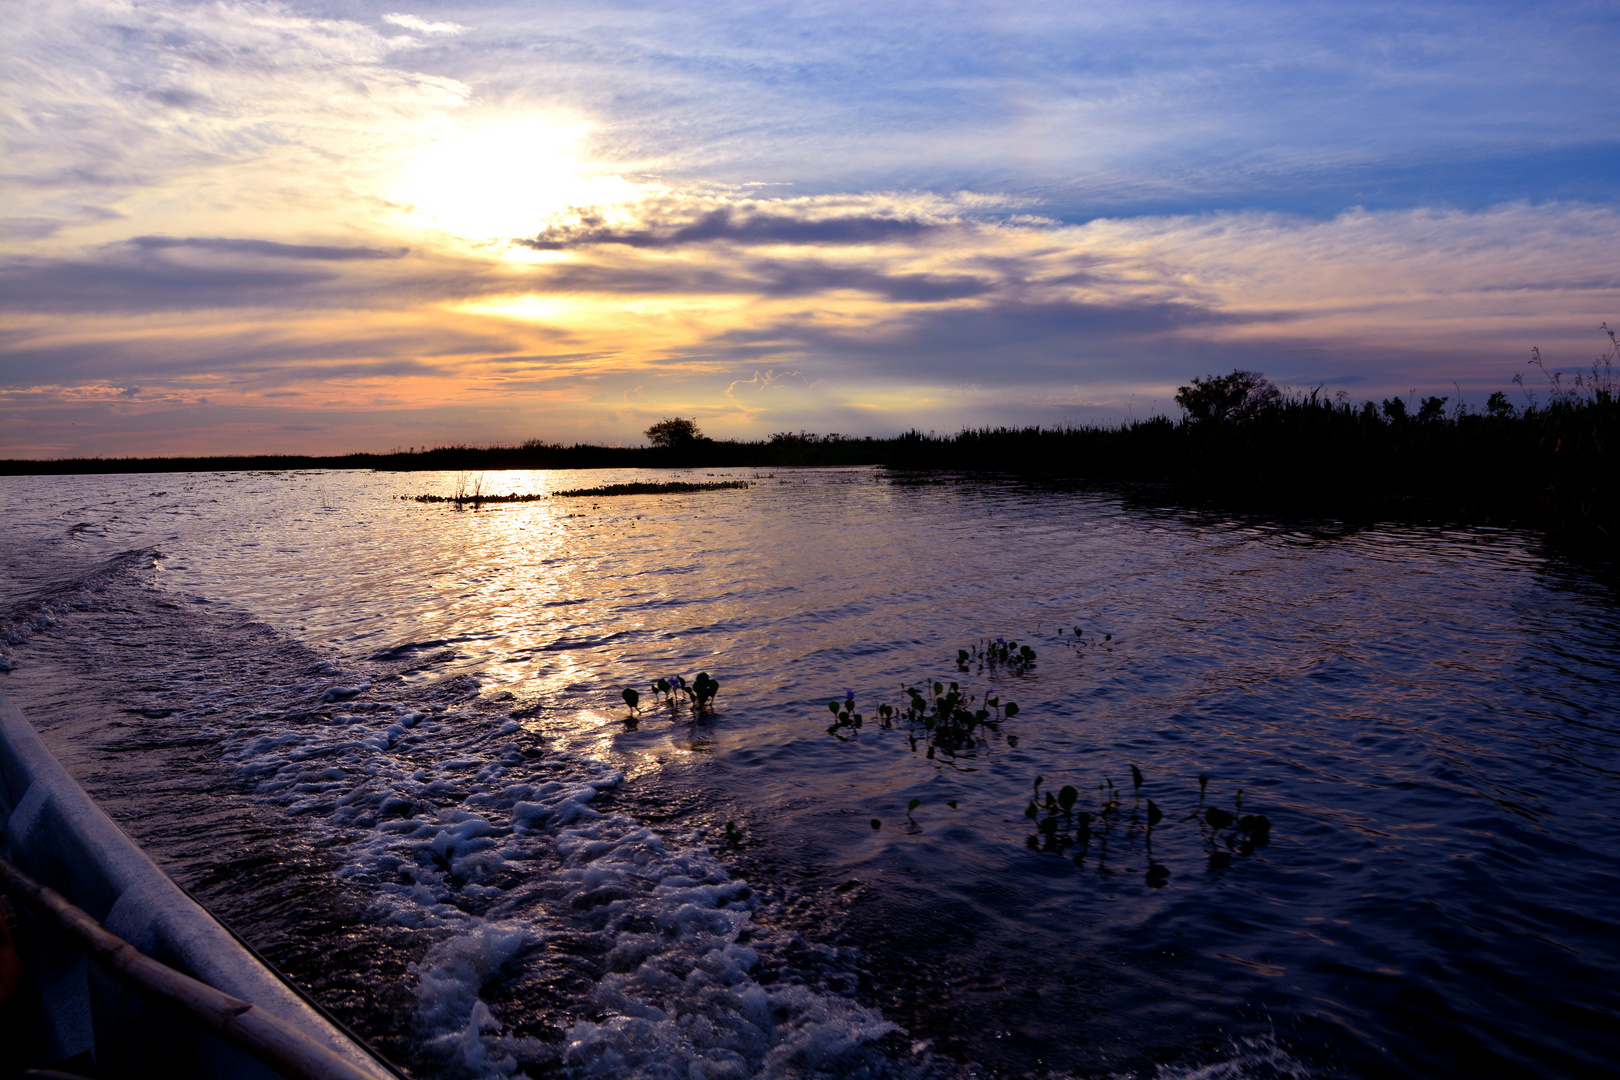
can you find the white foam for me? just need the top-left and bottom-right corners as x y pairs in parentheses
(414, 922), (546, 1076)
(214, 670), (904, 1079)
(1136, 1033), (1314, 1080)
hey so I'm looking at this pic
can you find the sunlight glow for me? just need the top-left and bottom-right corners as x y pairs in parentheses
(457, 294), (573, 321)
(396, 118), (642, 240)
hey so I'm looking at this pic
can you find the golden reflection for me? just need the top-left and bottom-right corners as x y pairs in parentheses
(423, 481), (670, 775)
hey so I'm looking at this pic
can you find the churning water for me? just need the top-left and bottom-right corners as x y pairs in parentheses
(1, 468), (1616, 1079)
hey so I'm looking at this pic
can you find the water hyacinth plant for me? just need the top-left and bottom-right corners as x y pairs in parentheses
(958, 637), (1039, 675)
(1024, 765), (1273, 885)
(618, 671), (722, 723)
(819, 636), (1272, 886)
(826, 680), (1019, 761)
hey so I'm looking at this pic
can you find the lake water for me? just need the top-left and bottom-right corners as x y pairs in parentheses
(2, 468), (1616, 1079)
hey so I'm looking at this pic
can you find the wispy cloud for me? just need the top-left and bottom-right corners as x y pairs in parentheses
(382, 13), (469, 36)
(1, 0), (468, 248)
(125, 237), (412, 261)
(519, 204), (955, 250)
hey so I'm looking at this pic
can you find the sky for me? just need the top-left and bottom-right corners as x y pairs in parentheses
(2, 0), (1617, 457)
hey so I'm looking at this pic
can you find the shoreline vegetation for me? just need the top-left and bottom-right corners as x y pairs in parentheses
(5, 332), (1614, 548)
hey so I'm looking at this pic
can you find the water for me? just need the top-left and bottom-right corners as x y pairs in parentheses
(2, 467), (1617, 1079)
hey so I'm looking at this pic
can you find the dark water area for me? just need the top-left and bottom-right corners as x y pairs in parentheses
(2, 468), (1617, 1079)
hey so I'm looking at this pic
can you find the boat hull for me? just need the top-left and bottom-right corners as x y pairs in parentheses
(0, 691), (397, 1079)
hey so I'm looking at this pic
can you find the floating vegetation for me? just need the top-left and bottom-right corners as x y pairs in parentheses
(404, 479), (749, 507)
(404, 491), (546, 505)
(621, 672), (723, 726)
(821, 634), (1273, 887)
(555, 481), (749, 497)
(1060, 625), (1112, 649)
(399, 470), (518, 509)
(1022, 766), (1272, 886)
(958, 637), (1039, 674)
(826, 680), (1018, 761)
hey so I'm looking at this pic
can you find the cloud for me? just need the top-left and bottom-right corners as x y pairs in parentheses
(725, 369), (815, 397)
(9, 197), (1609, 421)
(125, 237), (411, 261)
(0, 0), (469, 244)
(519, 205), (955, 250)
(0, 240), (487, 314)
(0, 255), (344, 313)
(333, 0), (1618, 215)
(383, 13), (469, 36)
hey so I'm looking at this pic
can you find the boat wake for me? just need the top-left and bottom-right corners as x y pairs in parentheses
(0, 549), (915, 1079)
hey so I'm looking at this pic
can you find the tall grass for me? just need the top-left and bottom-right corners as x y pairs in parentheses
(880, 328), (1617, 545)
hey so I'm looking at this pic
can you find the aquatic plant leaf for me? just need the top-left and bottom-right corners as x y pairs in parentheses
(908, 799), (921, 813)
(1058, 785), (1078, 812)
(622, 687), (639, 709)
(1206, 807), (1235, 830)
(1147, 799), (1163, 827)
(871, 818), (882, 829)
(1004, 702), (1019, 717)
(1130, 764), (1144, 791)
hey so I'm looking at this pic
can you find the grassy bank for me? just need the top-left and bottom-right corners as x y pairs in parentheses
(885, 395), (1615, 544)
(6, 339), (1613, 547)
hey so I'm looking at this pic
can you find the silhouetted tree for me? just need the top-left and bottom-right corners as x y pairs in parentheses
(1174, 370), (1281, 423)
(1417, 396), (1449, 422)
(645, 417), (702, 448)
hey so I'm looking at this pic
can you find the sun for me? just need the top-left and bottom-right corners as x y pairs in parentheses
(395, 118), (641, 241)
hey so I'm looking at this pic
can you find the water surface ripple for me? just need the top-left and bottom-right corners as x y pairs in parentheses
(2, 468), (1616, 1079)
